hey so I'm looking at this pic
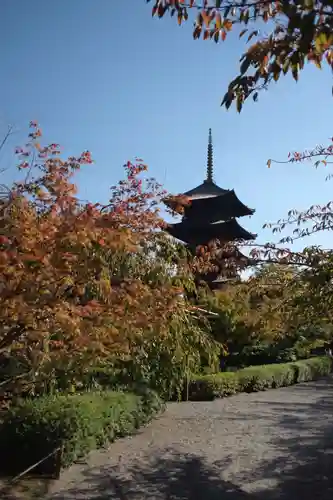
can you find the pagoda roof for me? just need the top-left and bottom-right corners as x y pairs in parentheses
(181, 129), (254, 221)
(183, 189), (254, 222)
(166, 218), (256, 246)
(184, 179), (228, 199)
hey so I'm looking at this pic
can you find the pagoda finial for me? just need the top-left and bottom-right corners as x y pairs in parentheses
(206, 128), (213, 183)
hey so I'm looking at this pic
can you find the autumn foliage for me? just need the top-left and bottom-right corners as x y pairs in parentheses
(148, 0), (333, 111)
(0, 122), (218, 399)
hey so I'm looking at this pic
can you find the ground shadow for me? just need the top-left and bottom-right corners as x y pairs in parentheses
(3, 378), (333, 499)
(49, 452), (254, 500)
(50, 398), (333, 500)
(48, 432), (333, 500)
(250, 387), (333, 499)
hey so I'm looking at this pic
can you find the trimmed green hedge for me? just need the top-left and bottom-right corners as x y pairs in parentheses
(0, 389), (163, 475)
(188, 356), (333, 401)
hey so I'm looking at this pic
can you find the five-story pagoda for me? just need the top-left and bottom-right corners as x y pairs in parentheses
(164, 129), (256, 288)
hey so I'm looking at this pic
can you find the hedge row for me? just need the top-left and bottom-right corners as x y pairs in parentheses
(0, 388), (163, 475)
(189, 356), (333, 401)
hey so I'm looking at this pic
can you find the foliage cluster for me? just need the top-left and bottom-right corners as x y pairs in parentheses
(0, 388), (163, 474)
(188, 356), (333, 400)
(148, 0), (333, 111)
(0, 122), (219, 403)
(195, 258), (333, 370)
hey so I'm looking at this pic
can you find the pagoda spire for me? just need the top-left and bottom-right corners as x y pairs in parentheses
(206, 128), (213, 183)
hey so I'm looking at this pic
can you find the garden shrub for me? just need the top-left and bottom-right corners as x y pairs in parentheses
(292, 356), (333, 383)
(238, 363), (296, 392)
(267, 363), (296, 388)
(188, 356), (332, 401)
(238, 366), (275, 392)
(0, 389), (163, 475)
(189, 372), (240, 400)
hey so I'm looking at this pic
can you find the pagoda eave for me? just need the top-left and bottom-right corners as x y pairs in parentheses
(183, 189), (255, 222)
(166, 219), (256, 247)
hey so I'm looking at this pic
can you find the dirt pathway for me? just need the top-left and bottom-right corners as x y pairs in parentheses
(12, 378), (333, 499)
(48, 377), (333, 499)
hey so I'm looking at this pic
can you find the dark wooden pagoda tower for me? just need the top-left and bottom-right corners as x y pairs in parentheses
(165, 129), (256, 288)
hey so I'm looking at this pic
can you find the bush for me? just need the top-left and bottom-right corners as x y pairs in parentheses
(188, 356), (333, 401)
(238, 363), (296, 392)
(293, 356), (333, 383)
(0, 389), (163, 475)
(188, 372), (240, 400)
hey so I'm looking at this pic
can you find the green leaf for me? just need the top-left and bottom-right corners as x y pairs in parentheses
(292, 65), (298, 81)
(315, 33), (328, 52)
(236, 96), (243, 113)
(240, 57), (251, 75)
(242, 9), (250, 25)
(282, 58), (290, 75)
(247, 30), (258, 43)
(221, 91), (233, 110)
(224, 5), (231, 17)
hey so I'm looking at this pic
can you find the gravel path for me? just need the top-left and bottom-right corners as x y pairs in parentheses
(46, 377), (333, 499)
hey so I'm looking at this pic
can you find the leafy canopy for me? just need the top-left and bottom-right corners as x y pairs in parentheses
(148, 0), (333, 111)
(0, 122), (219, 398)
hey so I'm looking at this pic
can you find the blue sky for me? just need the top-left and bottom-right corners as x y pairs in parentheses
(1, 0), (332, 251)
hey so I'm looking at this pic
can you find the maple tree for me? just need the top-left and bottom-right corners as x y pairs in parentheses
(148, 0), (333, 111)
(0, 122), (218, 399)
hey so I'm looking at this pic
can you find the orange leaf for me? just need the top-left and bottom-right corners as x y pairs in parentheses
(215, 12), (222, 30)
(223, 19), (233, 31)
(201, 11), (211, 28)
